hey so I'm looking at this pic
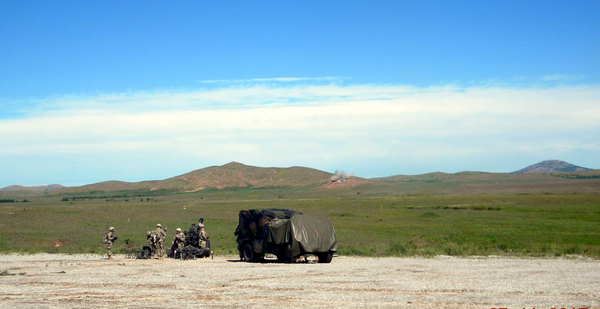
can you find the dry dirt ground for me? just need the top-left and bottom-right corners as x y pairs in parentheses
(0, 254), (598, 309)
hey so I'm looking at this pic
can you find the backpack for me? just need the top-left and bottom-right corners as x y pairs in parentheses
(102, 233), (110, 244)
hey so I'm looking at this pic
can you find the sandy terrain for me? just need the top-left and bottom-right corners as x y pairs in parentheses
(0, 254), (598, 309)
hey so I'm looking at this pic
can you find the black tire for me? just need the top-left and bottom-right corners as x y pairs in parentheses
(203, 248), (211, 258)
(205, 240), (211, 258)
(242, 243), (254, 262)
(317, 251), (333, 263)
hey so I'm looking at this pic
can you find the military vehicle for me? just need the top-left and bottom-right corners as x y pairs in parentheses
(235, 209), (337, 263)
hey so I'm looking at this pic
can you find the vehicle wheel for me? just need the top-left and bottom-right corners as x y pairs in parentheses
(317, 251), (333, 263)
(205, 240), (211, 258)
(242, 243), (254, 262)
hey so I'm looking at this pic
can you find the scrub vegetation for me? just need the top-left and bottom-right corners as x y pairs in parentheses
(1, 192), (598, 258)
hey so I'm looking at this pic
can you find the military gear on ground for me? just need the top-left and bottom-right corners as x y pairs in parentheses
(180, 244), (211, 260)
(165, 218), (212, 259)
(134, 246), (153, 259)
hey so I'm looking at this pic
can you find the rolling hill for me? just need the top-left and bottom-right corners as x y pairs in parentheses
(512, 160), (592, 174)
(0, 184), (64, 195)
(52, 162), (357, 195)
(1, 160), (597, 197)
(151, 161), (336, 191)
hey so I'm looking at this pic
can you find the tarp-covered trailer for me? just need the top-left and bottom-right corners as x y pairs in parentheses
(236, 209), (337, 263)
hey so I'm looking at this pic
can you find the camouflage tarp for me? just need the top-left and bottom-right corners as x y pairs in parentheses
(265, 217), (292, 245)
(290, 214), (337, 253)
(238, 209), (301, 239)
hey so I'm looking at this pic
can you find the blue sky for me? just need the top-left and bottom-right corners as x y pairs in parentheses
(1, 1), (599, 187)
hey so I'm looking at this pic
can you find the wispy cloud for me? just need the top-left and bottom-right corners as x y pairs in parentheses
(506, 74), (586, 85)
(542, 74), (585, 82)
(199, 76), (343, 84)
(1, 82), (599, 186)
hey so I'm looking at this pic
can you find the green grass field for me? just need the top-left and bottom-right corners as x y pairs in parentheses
(1, 193), (599, 258)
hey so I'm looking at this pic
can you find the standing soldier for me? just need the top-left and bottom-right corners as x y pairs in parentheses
(173, 228), (186, 258)
(103, 227), (117, 259)
(155, 224), (167, 260)
(198, 223), (208, 249)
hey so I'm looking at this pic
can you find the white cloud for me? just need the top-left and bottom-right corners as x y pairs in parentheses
(199, 76), (342, 84)
(1, 82), (599, 186)
(542, 74), (585, 82)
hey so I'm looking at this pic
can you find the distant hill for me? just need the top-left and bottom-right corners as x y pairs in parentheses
(49, 162), (358, 194)
(151, 161), (335, 191)
(374, 171), (498, 183)
(0, 184), (64, 194)
(512, 160), (591, 174)
(2, 160), (597, 197)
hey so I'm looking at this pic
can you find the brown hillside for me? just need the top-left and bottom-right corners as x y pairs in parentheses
(0, 184), (64, 196)
(512, 160), (591, 174)
(58, 180), (160, 194)
(153, 162), (333, 191)
(53, 162), (338, 194)
(373, 171), (559, 183)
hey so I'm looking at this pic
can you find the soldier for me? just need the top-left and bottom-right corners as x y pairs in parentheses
(155, 223), (167, 259)
(103, 227), (117, 259)
(173, 228), (186, 257)
(198, 223), (208, 249)
(146, 231), (157, 259)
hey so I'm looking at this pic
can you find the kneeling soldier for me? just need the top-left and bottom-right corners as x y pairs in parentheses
(173, 228), (186, 258)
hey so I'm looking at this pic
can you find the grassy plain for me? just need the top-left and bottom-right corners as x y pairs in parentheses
(1, 190), (599, 258)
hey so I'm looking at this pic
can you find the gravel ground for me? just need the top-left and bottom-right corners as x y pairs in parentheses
(0, 254), (598, 309)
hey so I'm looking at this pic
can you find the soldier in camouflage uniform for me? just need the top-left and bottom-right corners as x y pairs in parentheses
(198, 223), (208, 249)
(146, 231), (157, 259)
(173, 228), (186, 257)
(104, 227), (116, 259)
(155, 224), (167, 259)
